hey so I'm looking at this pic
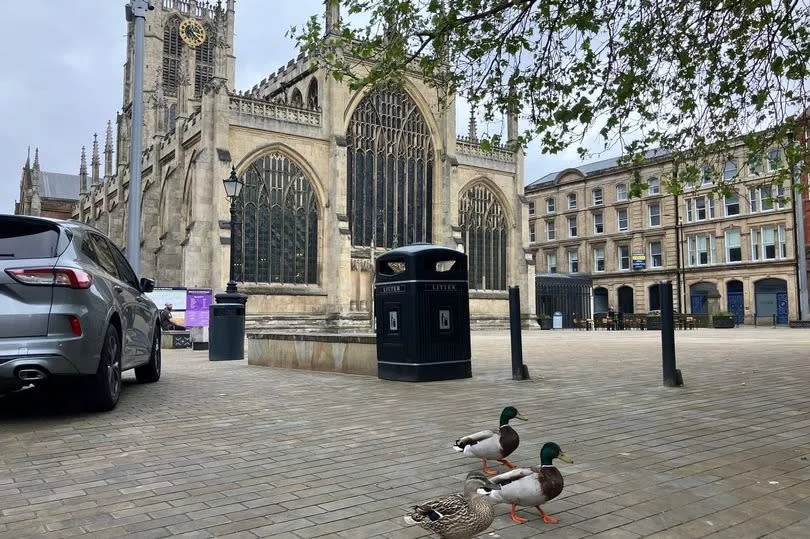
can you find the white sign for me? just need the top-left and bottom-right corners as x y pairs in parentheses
(389, 311), (399, 331)
(439, 309), (451, 330)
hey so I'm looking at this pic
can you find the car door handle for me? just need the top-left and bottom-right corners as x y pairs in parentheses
(114, 285), (123, 294)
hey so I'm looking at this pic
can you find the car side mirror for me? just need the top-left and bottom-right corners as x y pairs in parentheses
(140, 278), (155, 293)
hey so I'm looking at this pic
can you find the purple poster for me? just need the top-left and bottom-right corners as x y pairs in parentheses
(185, 288), (213, 327)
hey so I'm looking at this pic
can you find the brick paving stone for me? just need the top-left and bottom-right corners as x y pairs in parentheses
(2, 328), (810, 538)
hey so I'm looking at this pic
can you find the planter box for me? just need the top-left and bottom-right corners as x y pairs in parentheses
(539, 319), (553, 330)
(646, 316), (661, 330)
(712, 316), (735, 328)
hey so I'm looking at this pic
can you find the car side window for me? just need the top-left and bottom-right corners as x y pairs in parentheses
(106, 238), (141, 291)
(89, 234), (121, 280)
(81, 234), (101, 266)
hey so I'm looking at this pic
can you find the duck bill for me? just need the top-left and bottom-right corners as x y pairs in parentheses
(557, 453), (574, 464)
(515, 414), (528, 421)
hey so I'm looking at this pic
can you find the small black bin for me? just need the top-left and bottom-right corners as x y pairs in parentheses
(374, 244), (471, 382)
(209, 303), (245, 361)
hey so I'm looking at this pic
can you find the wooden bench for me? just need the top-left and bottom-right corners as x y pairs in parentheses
(161, 330), (192, 349)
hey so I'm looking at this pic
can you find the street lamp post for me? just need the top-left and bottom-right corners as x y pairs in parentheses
(215, 166), (248, 305)
(124, 0), (154, 273)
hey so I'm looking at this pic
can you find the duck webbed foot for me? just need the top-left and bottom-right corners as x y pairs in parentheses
(510, 504), (528, 524)
(481, 459), (497, 475)
(536, 505), (559, 524)
(498, 458), (517, 469)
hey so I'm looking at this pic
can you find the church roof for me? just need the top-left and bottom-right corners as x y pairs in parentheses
(40, 171), (81, 201)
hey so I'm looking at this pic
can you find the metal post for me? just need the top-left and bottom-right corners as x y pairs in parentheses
(124, 0), (152, 273)
(215, 198), (247, 305)
(227, 202), (238, 290)
(509, 286), (529, 380)
(659, 280), (682, 387)
(794, 174), (809, 320)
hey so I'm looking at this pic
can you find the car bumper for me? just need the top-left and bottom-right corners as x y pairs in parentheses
(0, 354), (83, 391)
(0, 333), (101, 380)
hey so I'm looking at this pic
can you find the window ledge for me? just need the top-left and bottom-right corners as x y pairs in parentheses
(469, 290), (509, 300)
(238, 284), (327, 296)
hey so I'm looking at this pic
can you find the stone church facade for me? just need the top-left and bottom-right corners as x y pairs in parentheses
(72, 0), (535, 327)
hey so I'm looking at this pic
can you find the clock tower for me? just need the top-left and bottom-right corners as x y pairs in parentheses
(117, 0), (235, 172)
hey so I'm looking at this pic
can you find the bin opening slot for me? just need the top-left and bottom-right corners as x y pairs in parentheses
(434, 260), (456, 272)
(380, 260), (406, 275)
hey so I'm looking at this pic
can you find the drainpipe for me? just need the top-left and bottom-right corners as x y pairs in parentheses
(674, 195), (683, 313)
(789, 126), (810, 320)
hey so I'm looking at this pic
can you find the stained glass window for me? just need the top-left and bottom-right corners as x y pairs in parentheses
(194, 29), (214, 97)
(459, 184), (508, 290)
(346, 87), (434, 248)
(162, 18), (181, 97)
(290, 89), (303, 108)
(233, 153), (319, 284)
(307, 79), (319, 109)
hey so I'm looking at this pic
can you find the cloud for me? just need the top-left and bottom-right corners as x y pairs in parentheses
(0, 0), (612, 215)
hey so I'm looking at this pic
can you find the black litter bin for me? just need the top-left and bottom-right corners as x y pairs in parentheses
(374, 244), (471, 382)
(209, 303), (245, 361)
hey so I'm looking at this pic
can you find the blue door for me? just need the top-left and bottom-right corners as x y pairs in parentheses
(728, 293), (744, 324)
(690, 294), (707, 314)
(776, 292), (789, 324)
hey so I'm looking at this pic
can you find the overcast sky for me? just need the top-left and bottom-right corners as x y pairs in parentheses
(0, 0), (599, 215)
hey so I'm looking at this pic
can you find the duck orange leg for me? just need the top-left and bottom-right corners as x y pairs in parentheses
(510, 504), (528, 524)
(536, 505), (559, 524)
(481, 458), (497, 475)
(498, 458), (517, 469)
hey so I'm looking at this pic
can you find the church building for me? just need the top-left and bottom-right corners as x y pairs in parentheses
(70, 0), (535, 329)
(15, 148), (82, 220)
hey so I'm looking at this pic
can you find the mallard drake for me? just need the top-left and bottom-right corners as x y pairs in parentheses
(404, 471), (501, 539)
(453, 406), (527, 475)
(482, 441), (572, 524)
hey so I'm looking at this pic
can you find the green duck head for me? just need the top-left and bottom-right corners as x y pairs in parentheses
(540, 442), (573, 466)
(499, 406), (528, 426)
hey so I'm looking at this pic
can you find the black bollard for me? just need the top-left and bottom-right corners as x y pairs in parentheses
(659, 280), (683, 387)
(508, 286), (529, 380)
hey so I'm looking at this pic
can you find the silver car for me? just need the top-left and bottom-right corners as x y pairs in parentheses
(0, 215), (161, 411)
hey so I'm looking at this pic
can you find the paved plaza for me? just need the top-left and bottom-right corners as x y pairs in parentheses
(1, 328), (810, 538)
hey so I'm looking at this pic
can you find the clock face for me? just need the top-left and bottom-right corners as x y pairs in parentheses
(179, 18), (206, 48)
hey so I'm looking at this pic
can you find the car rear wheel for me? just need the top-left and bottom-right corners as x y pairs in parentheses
(87, 325), (122, 411)
(135, 326), (161, 383)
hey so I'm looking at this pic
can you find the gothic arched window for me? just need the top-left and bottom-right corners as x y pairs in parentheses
(459, 183), (508, 290)
(307, 79), (319, 109)
(162, 17), (181, 97)
(232, 153), (319, 284)
(194, 31), (214, 97)
(290, 88), (304, 108)
(346, 87), (434, 248)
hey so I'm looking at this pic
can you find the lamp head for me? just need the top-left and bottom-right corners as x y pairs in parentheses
(222, 166), (242, 199)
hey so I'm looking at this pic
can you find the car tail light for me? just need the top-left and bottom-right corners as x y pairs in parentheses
(67, 315), (82, 337)
(6, 268), (92, 289)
